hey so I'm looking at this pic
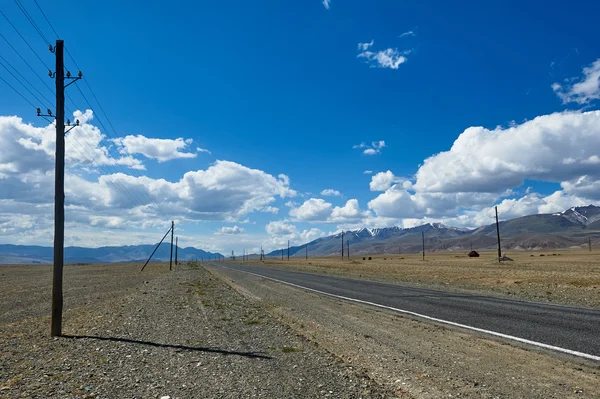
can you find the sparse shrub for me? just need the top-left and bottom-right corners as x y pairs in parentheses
(383, 258), (387, 260)
(362, 257), (366, 260)
(530, 255), (534, 257)
(368, 257), (372, 260)
(540, 254), (545, 257)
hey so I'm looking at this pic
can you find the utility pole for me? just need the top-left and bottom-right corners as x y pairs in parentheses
(589, 237), (592, 251)
(169, 221), (174, 271)
(287, 240), (290, 261)
(422, 230), (425, 261)
(495, 206), (502, 262)
(281, 249), (283, 260)
(51, 40), (65, 337)
(46, 40), (81, 337)
(341, 231), (344, 259)
(347, 240), (349, 258)
(175, 237), (178, 265)
(305, 245), (308, 260)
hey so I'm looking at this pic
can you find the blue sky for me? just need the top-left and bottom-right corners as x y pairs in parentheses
(1, 0), (600, 253)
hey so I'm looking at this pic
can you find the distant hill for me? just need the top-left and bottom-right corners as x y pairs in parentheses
(0, 243), (223, 265)
(267, 205), (600, 257)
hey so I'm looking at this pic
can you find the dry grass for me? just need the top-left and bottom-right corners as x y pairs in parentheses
(240, 250), (600, 308)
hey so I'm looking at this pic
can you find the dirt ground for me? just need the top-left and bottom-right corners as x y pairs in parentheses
(207, 263), (600, 399)
(243, 250), (600, 308)
(0, 262), (392, 398)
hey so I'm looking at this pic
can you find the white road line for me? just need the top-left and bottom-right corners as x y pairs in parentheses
(221, 265), (600, 362)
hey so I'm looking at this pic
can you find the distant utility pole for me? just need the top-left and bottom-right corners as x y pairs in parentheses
(175, 237), (178, 265)
(169, 221), (174, 271)
(305, 245), (308, 260)
(46, 40), (82, 337)
(287, 240), (290, 261)
(231, 250), (235, 261)
(422, 231), (425, 261)
(347, 240), (349, 258)
(281, 249), (284, 260)
(341, 231), (344, 259)
(495, 206), (502, 262)
(589, 237), (592, 252)
(260, 246), (263, 261)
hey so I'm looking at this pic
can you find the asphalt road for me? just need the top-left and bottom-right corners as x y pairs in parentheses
(215, 262), (600, 360)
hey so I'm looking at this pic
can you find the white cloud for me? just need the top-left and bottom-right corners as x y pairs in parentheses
(266, 221), (296, 236)
(322, 0), (331, 9)
(0, 114), (298, 246)
(112, 135), (201, 162)
(353, 140), (386, 155)
(219, 225), (244, 234)
(321, 189), (342, 197)
(370, 170), (403, 191)
(398, 31), (415, 38)
(330, 199), (368, 222)
(363, 170), (373, 174)
(357, 41), (408, 70)
(357, 41), (374, 51)
(413, 110), (600, 194)
(289, 198), (332, 221)
(553, 59), (600, 104)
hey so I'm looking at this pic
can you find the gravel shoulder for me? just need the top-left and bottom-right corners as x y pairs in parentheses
(1, 262), (392, 398)
(206, 262), (600, 399)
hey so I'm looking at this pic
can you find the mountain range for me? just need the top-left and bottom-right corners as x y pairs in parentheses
(268, 205), (600, 257)
(4, 205), (600, 264)
(0, 243), (223, 265)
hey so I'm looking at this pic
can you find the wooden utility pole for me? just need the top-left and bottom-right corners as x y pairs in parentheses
(281, 249), (283, 260)
(347, 240), (349, 258)
(305, 245), (308, 260)
(140, 224), (173, 271)
(51, 40), (65, 337)
(495, 206), (502, 262)
(589, 237), (592, 251)
(175, 237), (178, 265)
(421, 231), (425, 261)
(341, 231), (344, 259)
(169, 221), (174, 270)
(287, 240), (290, 261)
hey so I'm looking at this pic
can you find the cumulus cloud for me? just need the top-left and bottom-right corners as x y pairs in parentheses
(321, 189), (342, 197)
(219, 225), (244, 234)
(289, 198), (368, 223)
(369, 170), (406, 191)
(353, 140), (386, 155)
(553, 59), (600, 104)
(413, 111), (600, 194)
(0, 114), (298, 245)
(357, 41), (408, 69)
(112, 135), (202, 162)
(289, 198), (332, 221)
(265, 221), (324, 248)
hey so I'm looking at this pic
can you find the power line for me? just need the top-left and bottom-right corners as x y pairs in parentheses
(13, 0), (51, 45)
(24, 0), (169, 219)
(0, 74), (37, 108)
(0, 31), (55, 97)
(0, 54), (53, 110)
(0, 9), (51, 70)
(33, 0), (60, 39)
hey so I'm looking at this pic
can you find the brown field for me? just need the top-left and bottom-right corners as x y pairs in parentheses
(241, 250), (600, 308)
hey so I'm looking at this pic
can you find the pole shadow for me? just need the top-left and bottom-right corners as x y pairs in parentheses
(61, 334), (272, 359)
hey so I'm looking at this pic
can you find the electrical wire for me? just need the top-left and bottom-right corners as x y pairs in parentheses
(13, 0), (51, 45)
(0, 9), (51, 71)
(0, 54), (53, 110)
(0, 74), (37, 108)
